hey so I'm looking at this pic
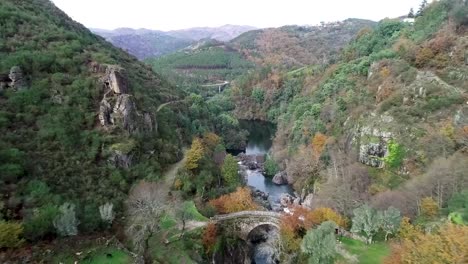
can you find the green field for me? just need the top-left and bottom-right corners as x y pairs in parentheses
(339, 237), (390, 264)
(53, 246), (132, 264)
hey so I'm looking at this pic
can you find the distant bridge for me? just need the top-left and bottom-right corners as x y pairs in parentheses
(199, 81), (230, 93)
(212, 211), (282, 241)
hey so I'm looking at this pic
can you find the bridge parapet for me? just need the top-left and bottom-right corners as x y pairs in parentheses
(212, 211), (282, 240)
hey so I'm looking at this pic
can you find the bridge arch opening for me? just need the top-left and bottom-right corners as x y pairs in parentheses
(247, 224), (280, 264)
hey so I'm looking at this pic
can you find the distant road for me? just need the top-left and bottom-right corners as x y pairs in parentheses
(156, 100), (183, 112)
(199, 81), (230, 87)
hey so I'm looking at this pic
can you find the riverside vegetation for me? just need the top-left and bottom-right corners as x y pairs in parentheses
(1, 0), (467, 263)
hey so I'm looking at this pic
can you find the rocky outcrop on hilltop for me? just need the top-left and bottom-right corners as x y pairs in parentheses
(94, 63), (156, 135)
(91, 62), (160, 168)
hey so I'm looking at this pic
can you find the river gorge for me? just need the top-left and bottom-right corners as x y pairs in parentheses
(239, 120), (294, 264)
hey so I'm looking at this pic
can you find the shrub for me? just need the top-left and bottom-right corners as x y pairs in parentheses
(221, 154), (240, 187)
(99, 202), (115, 225)
(264, 155), (279, 177)
(251, 88), (265, 104)
(23, 205), (59, 240)
(209, 187), (256, 214)
(0, 221), (24, 248)
(53, 202), (79, 236)
(202, 223), (218, 254)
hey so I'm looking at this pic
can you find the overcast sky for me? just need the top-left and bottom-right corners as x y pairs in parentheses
(51, 0), (424, 31)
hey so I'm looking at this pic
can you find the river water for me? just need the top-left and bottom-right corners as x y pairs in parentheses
(240, 120), (295, 206)
(239, 120), (294, 264)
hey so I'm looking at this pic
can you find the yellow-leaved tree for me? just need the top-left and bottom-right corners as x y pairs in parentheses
(185, 138), (205, 170)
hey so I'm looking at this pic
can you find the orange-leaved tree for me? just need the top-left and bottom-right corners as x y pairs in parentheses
(202, 222), (218, 254)
(308, 207), (347, 228)
(209, 187), (256, 214)
(311, 133), (328, 160)
(280, 206), (347, 253)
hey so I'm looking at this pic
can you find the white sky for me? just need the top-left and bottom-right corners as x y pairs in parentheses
(51, 0), (424, 31)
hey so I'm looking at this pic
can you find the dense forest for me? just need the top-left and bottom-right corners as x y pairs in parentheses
(0, 0), (467, 263)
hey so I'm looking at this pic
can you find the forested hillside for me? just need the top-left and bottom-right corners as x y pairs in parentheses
(0, 0), (191, 248)
(228, 0), (468, 261)
(92, 28), (193, 60)
(1, 0), (467, 263)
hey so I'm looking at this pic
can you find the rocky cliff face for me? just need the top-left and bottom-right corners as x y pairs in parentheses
(0, 66), (28, 92)
(92, 63), (158, 168)
(95, 63), (156, 135)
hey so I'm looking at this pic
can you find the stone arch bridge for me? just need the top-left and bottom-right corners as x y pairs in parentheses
(211, 211), (282, 241)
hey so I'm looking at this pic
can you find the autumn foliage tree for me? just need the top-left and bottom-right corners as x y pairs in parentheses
(209, 187), (256, 214)
(185, 138), (205, 170)
(420, 197), (439, 218)
(202, 222), (218, 254)
(385, 223), (468, 264)
(311, 133), (328, 160)
(280, 206), (346, 253)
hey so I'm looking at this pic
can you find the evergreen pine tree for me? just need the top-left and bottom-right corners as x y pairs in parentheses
(408, 8), (415, 18)
(416, 0), (428, 17)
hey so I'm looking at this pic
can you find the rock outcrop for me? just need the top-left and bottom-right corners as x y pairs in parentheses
(104, 66), (129, 94)
(359, 143), (386, 168)
(302, 193), (314, 209)
(92, 63), (160, 168)
(95, 63), (157, 135)
(272, 171), (288, 185)
(108, 150), (134, 169)
(7, 66), (27, 91)
(279, 193), (295, 208)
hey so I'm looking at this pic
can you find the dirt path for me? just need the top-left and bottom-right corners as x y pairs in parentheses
(162, 149), (187, 194)
(156, 100), (183, 112)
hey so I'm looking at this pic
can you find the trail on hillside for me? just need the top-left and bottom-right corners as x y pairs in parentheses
(162, 149), (187, 199)
(160, 149), (209, 233)
(156, 100), (184, 112)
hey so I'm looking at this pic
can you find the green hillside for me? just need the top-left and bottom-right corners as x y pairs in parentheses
(147, 42), (254, 92)
(0, 0), (190, 241)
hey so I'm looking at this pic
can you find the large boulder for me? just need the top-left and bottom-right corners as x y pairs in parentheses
(108, 140), (136, 169)
(8, 66), (27, 90)
(279, 193), (295, 208)
(272, 171), (288, 185)
(302, 193), (314, 209)
(359, 143), (386, 168)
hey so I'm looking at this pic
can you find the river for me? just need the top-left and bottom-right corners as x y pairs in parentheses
(240, 120), (295, 208)
(239, 120), (294, 264)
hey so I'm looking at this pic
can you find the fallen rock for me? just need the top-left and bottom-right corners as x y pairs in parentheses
(272, 171), (288, 185)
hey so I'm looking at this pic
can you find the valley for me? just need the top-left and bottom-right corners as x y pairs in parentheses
(0, 0), (467, 263)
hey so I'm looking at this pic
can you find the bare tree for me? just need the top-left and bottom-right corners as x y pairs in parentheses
(315, 162), (371, 216)
(126, 180), (167, 262)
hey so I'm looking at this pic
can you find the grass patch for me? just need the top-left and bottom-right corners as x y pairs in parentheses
(183, 201), (209, 222)
(53, 246), (132, 264)
(149, 225), (204, 264)
(339, 237), (390, 264)
(160, 214), (178, 230)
